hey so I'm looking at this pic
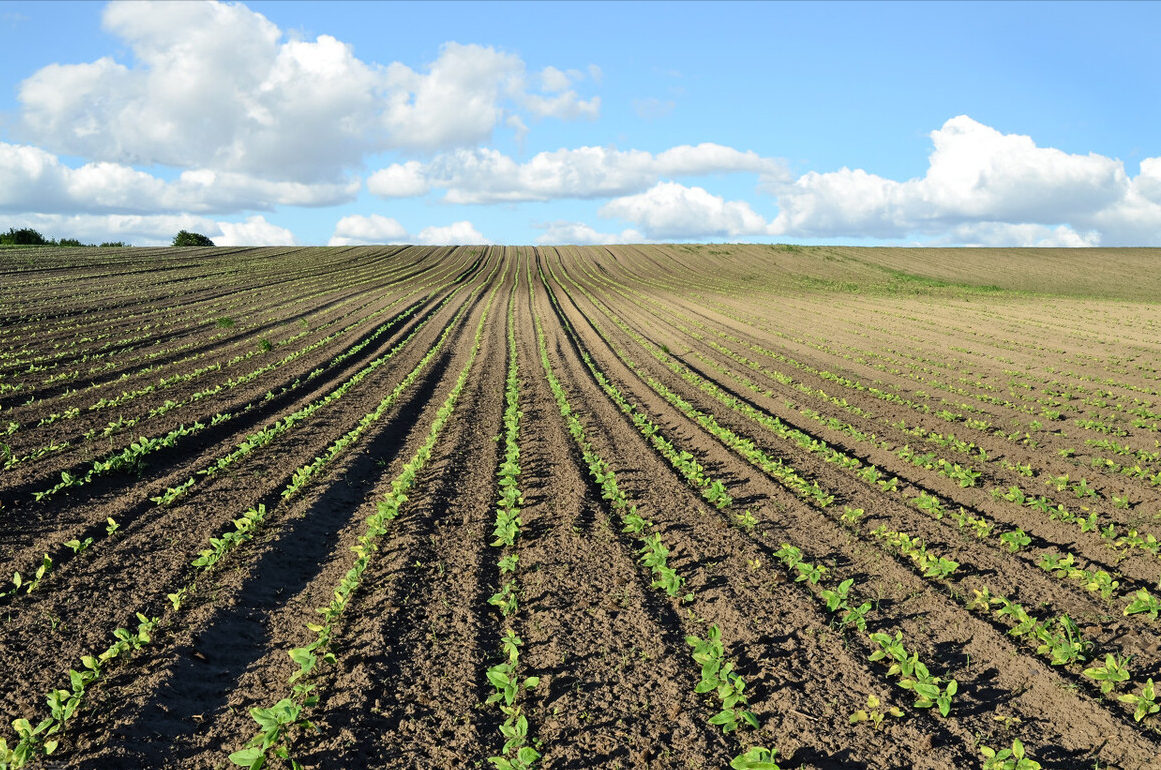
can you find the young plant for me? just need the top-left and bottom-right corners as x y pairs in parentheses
(730, 747), (781, 770)
(734, 508), (758, 531)
(980, 738), (1042, 770)
(999, 529), (1031, 553)
(1118, 678), (1160, 722)
(849, 694), (903, 729)
(1124, 588), (1161, 619)
(686, 625), (759, 734)
(1034, 615), (1091, 666)
(227, 699), (314, 768)
(1083, 654), (1132, 694)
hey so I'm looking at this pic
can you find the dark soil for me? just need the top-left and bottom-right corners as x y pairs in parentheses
(2, 245), (1160, 770)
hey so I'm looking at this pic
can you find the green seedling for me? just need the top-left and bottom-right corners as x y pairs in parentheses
(1034, 615), (1090, 666)
(922, 557), (959, 580)
(734, 509), (757, 531)
(489, 581), (519, 617)
(842, 601), (872, 632)
(730, 747), (781, 769)
(228, 698), (314, 768)
(899, 660), (957, 716)
(981, 738), (1041, 770)
(1083, 654), (1132, 694)
(840, 506), (865, 524)
(773, 544), (802, 568)
(687, 626), (759, 734)
(999, 529), (1031, 553)
(820, 579), (854, 612)
(489, 744), (541, 770)
(705, 479), (733, 509)
(1124, 588), (1161, 619)
(794, 561), (827, 585)
(849, 694), (903, 729)
(621, 510), (653, 533)
(1119, 678), (1160, 722)
(64, 537), (93, 554)
(486, 660), (539, 707)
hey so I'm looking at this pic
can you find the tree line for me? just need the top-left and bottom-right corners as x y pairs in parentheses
(1, 228), (216, 248)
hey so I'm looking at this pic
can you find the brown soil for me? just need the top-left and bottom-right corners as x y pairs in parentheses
(1, 244), (1160, 770)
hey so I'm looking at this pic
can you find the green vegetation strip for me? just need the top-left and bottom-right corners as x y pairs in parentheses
(228, 274), (503, 768)
(0, 273), (495, 768)
(486, 279), (541, 770)
(529, 262), (778, 769)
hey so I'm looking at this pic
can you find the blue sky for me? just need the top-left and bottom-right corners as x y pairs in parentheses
(1, 0), (1159, 246)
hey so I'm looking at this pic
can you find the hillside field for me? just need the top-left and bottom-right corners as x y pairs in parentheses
(2, 244), (1161, 769)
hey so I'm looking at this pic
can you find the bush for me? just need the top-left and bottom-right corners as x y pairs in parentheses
(172, 230), (215, 247)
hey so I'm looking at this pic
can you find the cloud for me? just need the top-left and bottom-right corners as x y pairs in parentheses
(765, 115), (1161, 244)
(2, 212), (297, 247)
(365, 161), (430, 198)
(599, 182), (771, 239)
(417, 220), (490, 245)
(533, 221), (643, 245)
(327, 215), (488, 245)
(926, 223), (1100, 248)
(521, 91), (600, 121)
(328, 214), (408, 246)
(216, 215), (298, 246)
(368, 143), (788, 204)
(16, 1), (601, 184)
(0, 142), (359, 214)
(382, 42), (526, 151)
(540, 66), (573, 92)
(1137, 157), (1161, 204)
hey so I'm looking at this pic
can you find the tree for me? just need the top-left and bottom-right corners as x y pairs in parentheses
(1, 227), (51, 245)
(172, 230), (215, 247)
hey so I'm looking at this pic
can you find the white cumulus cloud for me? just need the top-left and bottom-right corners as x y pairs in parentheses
(366, 161), (431, 198)
(16, 1), (601, 184)
(1136, 157), (1161, 204)
(765, 115), (1161, 244)
(367, 143), (787, 204)
(417, 221), (490, 245)
(927, 223), (1101, 248)
(599, 182), (771, 240)
(328, 214), (409, 246)
(327, 215), (488, 246)
(216, 215), (298, 246)
(0, 142), (359, 214)
(533, 221), (644, 245)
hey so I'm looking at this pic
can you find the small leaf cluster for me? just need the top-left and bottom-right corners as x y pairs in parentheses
(980, 738), (1042, 770)
(686, 625), (758, 734)
(870, 526), (959, 580)
(819, 578), (872, 632)
(868, 631), (958, 716)
(486, 632), (541, 770)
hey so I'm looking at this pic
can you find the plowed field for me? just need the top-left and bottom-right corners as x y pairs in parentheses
(2, 244), (1161, 770)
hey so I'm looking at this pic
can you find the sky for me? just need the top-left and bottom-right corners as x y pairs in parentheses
(1, 0), (1159, 247)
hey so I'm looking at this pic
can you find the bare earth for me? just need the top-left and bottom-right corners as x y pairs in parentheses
(2, 244), (1160, 769)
